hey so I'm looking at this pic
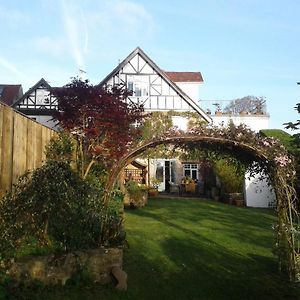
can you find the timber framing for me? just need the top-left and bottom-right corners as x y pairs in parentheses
(13, 78), (57, 114)
(99, 47), (211, 123)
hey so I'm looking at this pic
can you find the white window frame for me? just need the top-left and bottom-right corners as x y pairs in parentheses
(183, 163), (199, 180)
(127, 75), (149, 97)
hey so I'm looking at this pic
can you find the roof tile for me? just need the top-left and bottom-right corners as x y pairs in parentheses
(0, 84), (23, 105)
(164, 71), (203, 83)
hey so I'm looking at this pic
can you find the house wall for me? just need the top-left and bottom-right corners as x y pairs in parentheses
(175, 82), (201, 102)
(171, 116), (188, 131)
(211, 113), (273, 207)
(244, 171), (276, 208)
(29, 115), (58, 129)
(211, 114), (269, 132)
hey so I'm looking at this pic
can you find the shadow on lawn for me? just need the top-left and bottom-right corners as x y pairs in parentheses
(131, 202), (275, 250)
(124, 200), (299, 300)
(124, 236), (296, 300)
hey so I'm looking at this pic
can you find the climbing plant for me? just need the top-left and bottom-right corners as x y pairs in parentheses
(104, 121), (299, 281)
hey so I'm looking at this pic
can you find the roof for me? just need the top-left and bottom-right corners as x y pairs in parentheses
(0, 84), (23, 105)
(12, 78), (51, 107)
(164, 72), (203, 83)
(99, 47), (211, 123)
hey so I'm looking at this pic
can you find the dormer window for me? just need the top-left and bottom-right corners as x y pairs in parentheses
(127, 75), (149, 97)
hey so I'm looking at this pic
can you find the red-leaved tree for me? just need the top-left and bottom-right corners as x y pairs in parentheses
(51, 78), (144, 178)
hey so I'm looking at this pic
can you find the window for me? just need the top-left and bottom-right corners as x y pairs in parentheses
(183, 163), (199, 180)
(156, 162), (164, 182)
(127, 75), (149, 97)
(128, 82), (133, 92)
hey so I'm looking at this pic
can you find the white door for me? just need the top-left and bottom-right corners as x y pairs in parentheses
(155, 160), (165, 191)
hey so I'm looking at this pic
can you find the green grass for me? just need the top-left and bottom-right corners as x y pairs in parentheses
(4, 198), (300, 299)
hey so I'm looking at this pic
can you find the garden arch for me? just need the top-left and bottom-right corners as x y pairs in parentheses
(104, 134), (299, 281)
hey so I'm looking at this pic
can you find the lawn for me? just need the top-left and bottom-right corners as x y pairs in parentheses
(5, 198), (300, 300)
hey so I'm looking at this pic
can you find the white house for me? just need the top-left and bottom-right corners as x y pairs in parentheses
(99, 47), (275, 207)
(6, 47), (274, 207)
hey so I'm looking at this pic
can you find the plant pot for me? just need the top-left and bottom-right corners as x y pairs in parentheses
(148, 188), (158, 197)
(234, 199), (244, 207)
(225, 193), (244, 205)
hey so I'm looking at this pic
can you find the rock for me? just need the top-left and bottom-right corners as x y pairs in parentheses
(111, 266), (127, 291)
(6, 248), (123, 286)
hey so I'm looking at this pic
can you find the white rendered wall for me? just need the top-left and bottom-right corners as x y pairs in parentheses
(245, 171), (276, 208)
(175, 82), (201, 102)
(211, 114), (269, 132)
(212, 115), (269, 132)
(171, 116), (188, 131)
(30, 115), (58, 129)
(212, 114), (275, 208)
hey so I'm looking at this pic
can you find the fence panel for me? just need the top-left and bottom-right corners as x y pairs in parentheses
(0, 103), (56, 197)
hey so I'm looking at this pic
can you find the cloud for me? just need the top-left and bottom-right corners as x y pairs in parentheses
(60, 0), (88, 70)
(56, 0), (153, 73)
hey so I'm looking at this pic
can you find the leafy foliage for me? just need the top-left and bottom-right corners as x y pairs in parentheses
(51, 77), (144, 178)
(284, 103), (300, 130)
(0, 161), (124, 258)
(45, 131), (74, 162)
(213, 159), (244, 193)
(223, 95), (266, 114)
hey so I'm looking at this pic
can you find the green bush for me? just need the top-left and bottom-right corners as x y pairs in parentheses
(214, 159), (244, 193)
(45, 131), (74, 162)
(0, 161), (124, 258)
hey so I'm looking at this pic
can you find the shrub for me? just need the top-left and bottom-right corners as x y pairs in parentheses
(0, 161), (124, 258)
(214, 159), (244, 193)
(45, 131), (74, 162)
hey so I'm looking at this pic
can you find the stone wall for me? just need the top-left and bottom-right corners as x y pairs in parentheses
(6, 248), (123, 286)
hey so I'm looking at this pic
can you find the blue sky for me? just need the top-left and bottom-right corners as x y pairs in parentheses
(0, 0), (299, 131)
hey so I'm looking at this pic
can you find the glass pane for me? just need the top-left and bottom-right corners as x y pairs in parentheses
(192, 170), (197, 180)
(135, 87), (141, 97)
(171, 161), (176, 182)
(184, 170), (191, 177)
(156, 162), (163, 182)
(128, 82), (133, 92)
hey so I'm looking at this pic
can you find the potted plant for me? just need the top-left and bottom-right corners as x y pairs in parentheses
(213, 103), (222, 116)
(213, 159), (245, 206)
(125, 180), (148, 208)
(148, 177), (160, 197)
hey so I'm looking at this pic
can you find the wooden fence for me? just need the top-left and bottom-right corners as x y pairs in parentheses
(0, 103), (56, 197)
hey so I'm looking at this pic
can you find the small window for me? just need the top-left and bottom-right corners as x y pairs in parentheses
(183, 164), (199, 180)
(127, 76), (149, 97)
(128, 82), (133, 92)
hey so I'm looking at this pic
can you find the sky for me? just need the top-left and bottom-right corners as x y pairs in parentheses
(0, 0), (299, 131)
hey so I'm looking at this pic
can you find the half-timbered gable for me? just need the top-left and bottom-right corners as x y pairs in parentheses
(99, 47), (211, 123)
(13, 78), (57, 115)
(13, 78), (58, 128)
